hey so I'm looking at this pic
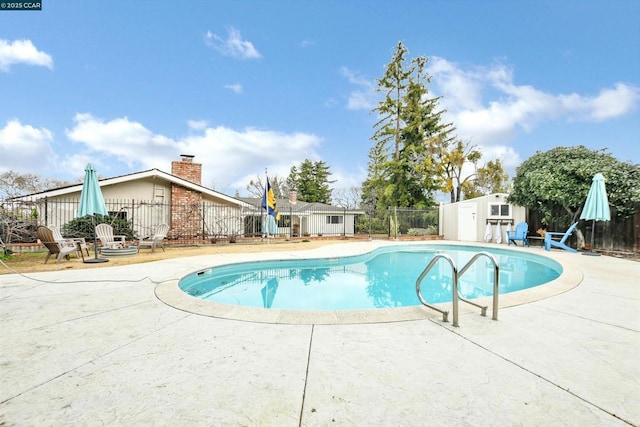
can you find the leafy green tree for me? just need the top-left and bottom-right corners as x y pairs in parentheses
(287, 160), (334, 203)
(441, 140), (482, 202)
(463, 158), (511, 200)
(508, 146), (640, 247)
(363, 41), (453, 211)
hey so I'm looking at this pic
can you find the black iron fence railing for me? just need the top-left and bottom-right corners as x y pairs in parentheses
(0, 197), (440, 245)
(2, 196), (636, 252)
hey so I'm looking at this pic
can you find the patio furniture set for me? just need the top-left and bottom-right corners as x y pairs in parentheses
(36, 223), (169, 264)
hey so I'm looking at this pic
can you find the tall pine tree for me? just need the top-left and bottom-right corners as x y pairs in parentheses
(363, 42), (453, 211)
(287, 159), (334, 204)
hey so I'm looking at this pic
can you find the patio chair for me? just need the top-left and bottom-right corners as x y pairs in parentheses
(49, 224), (90, 258)
(507, 222), (529, 247)
(95, 223), (127, 250)
(36, 225), (78, 264)
(544, 222), (579, 253)
(138, 223), (169, 253)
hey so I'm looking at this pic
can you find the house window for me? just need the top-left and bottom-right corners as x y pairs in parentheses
(154, 186), (165, 201)
(108, 211), (127, 220)
(488, 203), (511, 218)
(277, 215), (290, 227)
(326, 215), (343, 224)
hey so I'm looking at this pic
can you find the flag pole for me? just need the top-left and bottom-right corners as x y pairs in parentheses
(265, 168), (268, 240)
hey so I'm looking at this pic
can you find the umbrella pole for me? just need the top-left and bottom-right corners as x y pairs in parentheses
(583, 219), (601, 257)
(84, 214), (109, 264)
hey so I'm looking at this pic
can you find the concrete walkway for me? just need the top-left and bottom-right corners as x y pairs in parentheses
(1, 241), (639, 426)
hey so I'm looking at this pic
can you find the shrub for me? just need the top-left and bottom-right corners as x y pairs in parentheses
(62, 215), (137, 240)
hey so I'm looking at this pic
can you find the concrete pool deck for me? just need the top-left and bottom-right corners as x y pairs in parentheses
(1, 240), (639, 425)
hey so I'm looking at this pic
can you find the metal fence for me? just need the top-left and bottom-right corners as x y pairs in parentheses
(2, 195), (636, 253)
(0, 197), (442, 246)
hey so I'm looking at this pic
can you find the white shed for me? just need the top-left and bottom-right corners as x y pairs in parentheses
(438, 193), (527, 243)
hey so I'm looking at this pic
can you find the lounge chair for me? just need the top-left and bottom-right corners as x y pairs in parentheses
(507, 222), (529, 246)
(544, 222), (579, 253)
(49, 224), (90, 258)
(95, 223), (127, 250)
(138, 223), (169, 252)
(36, 225), (78, 264)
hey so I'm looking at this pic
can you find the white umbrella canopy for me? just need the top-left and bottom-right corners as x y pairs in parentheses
(579, 173), (611, 255)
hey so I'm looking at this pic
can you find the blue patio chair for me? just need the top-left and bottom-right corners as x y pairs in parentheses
(544, 222), (579, 253)
(507, 222), (529, 246)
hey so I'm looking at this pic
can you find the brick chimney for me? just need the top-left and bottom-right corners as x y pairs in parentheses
(171, 154), (201, 185)
(170, 154), (203, 240)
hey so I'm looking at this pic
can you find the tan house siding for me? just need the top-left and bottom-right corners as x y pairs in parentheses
(13, 156), (251, 241)
(100, 179), (171, 201)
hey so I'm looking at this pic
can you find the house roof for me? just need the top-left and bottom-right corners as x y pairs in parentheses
(13, 168), (252, 208)
(238, 197), (366, 214)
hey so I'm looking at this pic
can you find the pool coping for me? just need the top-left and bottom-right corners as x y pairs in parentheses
(154, 240), (583, 325)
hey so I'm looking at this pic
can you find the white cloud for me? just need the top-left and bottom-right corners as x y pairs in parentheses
(64, 114), (321, 193)
(224, 83), (243, 94)
(204, 27), (261, 59)
(341, 67), (376, 110)
(561, 82), (640, 121)
(0, 120), (56, 172)
(0, 39), (53, 72)
(427, 58), (640, 147)
(66, 113), (179, 171)
(187, 120), (208, 130)
(183, 126), (322, 189)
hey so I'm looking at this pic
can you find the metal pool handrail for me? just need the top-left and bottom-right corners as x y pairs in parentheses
(415, 253), (457, 325)
(415, 251), (500, 327)
(458, 251), (500, 321)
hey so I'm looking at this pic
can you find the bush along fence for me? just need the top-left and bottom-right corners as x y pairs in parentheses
(526, 203), (639, 253)
(0, 197), (441, 247)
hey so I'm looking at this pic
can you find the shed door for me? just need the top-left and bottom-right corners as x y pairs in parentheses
(458, 203), (477, 241)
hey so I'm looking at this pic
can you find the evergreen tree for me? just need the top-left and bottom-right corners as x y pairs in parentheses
(363, 41), (453, 210)
(287, 159), (334, 203)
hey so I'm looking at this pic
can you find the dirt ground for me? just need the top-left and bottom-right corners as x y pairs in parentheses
(0, 239), (345, 275)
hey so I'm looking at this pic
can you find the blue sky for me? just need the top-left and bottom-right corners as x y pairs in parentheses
(1, 0), (639, 197)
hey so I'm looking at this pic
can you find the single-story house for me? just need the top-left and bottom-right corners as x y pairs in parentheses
(239, 192), (366, 237)
(439, 193), (527, 243)
(11, 155), (254, 240)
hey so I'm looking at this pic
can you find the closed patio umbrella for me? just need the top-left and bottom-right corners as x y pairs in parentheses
(262, 215), (278, 237)
(579, 173), (610, 256)
(261, 277), (279, 308)
(77, 163), (109, 263)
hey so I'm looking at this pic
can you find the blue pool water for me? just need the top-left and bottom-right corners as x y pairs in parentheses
(179, 245), (562, 310)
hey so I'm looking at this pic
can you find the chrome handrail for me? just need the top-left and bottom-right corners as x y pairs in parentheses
(458, 252), (500, 321)
(415, 251), (500, 327)
(416, 253), (458, 326)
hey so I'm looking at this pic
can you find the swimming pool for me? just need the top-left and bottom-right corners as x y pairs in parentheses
(178, 244), (562, 311)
